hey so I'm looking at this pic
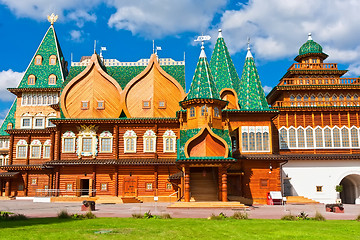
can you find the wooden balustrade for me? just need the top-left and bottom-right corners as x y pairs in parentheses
(288, 63), (338, 70)
(273, 100), (360, 107)
(279, 77), (360, 86)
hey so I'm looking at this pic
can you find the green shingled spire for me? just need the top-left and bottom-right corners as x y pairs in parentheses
(17, 25), (67, 89)
(210, 29), (241, 94)
(187, 46), (221, 100)
(0, 99), (17, 136)
(238, 45), (270, 110)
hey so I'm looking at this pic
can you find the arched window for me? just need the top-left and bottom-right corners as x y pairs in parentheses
(35, 55), (42, 65)
(305, 127), (314, 148)
(318, 94), (323, 102)
(346, 94), (351, 106)
(30, 140), (42, 159)
(28, 75), (36, 85)
(214, 107), (220, 118)
(333, 127), (341, 147)
(297, 128), (305, 148)
(279, 128), (288, 149)
(143, 130), (156, 153)
(16, 139), (28, 158)
(163, 130), (176, 153)
(242, 127), (249, 151)
(350, 127), (359, 148)
(339, 95), (344, 106)
(303, 95), (309, 106)
(49, 55), (57, 65)
(7, 123), (12, 130)
(323, 127), (332, 147)
(43, 140), (51, 158)
(332, 94), (338, 106)
(325, 94), (330, 101)
(48, 74), (57, 85)
(288, 128), (296, 148)
(99, 131), (113, 153)
(189, 107), (195, 118)
(256, 131), (262, 151)
(124, 130), (137, 153)
(62, 131), (76, 153)
(311, 95), (316, 106)
(201, 105), (208, 116)
(249, 127), (255, 151)
(315, 127), (323, 148)
(341, 127), (349, 147)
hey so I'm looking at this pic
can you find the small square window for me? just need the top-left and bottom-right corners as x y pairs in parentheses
(166, 183), (172, 190)
(31, 178), (37, 185)
(142, 100), (150, 109)
(66, 183), (73, 191)
(101, 183), (108, 191)
(146, 182), (153, 190)
(97, 101), (104, 110)
(18, 184), (24, 191)
(158, 100), (166, 109)
(260, 179), (268, 189)
(316, 186), (323, 192)
(44, 185), (49, 190)
(34, 118), (44, 128)
(81, 101), (89, 110)
(22, 118), (31, 128)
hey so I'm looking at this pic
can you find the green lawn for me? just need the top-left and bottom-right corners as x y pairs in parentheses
(0, 218), (359, 240)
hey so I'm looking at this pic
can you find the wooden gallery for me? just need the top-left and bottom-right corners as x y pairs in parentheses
(1, 16), (360, 205)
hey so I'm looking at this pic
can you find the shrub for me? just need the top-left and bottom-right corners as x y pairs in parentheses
(356, 214), (360, 222)
(84, 211), (96, 219)
(58, 210), (71, 219)
(161, 213), (172, 219)
(132, 213), (143, 219)
(313, 211), (326, 221)
(0, 211), (27, 221)
(208, 213), (227, 220)
(297, 211), (310, 220)
(144, 210), (153, 219)
(281, 214), (297, 221)
(231, 211), (249, 220)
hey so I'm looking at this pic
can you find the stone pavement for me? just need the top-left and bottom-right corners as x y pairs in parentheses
(0, 200), (359, 220)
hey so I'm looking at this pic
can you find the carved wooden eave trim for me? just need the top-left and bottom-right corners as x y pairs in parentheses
(6, 128), (56, 134)
(220, 88), (240, 110)
(61, 53), (122, 118)
(271, 106), (360, 112)
(0, 165), (51, 170)
(184, 125), (229, 158)
(120, 54), (186, 117)
(50, 118), (179, 124)
(7, 87), (61, 97)
(180, 98), (228, 108)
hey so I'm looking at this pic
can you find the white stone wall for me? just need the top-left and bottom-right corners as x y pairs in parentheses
(282, 160), (360, 204)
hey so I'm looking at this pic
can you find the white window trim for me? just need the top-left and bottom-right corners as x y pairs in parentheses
(21, 117), (32, 129)
(33, 117), (45, 129)
(43, 140), (51, 159)
(77, 129), (98, 158)
(241, 126), (270, 153)
(163, 130), (176, 153)
(62, 131), (76, 153)
(143, 130), (156, 153)
(16, 139), (28, 159)
(30, 140), (42, 159)
(99, 131), (113, 153)
(124, 130), (137, 153)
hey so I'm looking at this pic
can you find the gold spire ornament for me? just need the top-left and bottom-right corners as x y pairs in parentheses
(47, 13), (58, 25)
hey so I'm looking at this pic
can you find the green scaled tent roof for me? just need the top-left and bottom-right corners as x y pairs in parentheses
(238, 48), (270, 110)
(187, 46), (221, 100)
(210, 29), (241, 95)
(0, 99), (17, 136)
(298, 33), (324, 56)
(17, 25), (67, 89)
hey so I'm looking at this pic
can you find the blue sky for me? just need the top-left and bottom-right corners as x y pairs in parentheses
(1, 0), (360, 123)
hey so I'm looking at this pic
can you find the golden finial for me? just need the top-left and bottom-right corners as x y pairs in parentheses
(47, 13), (58, 25)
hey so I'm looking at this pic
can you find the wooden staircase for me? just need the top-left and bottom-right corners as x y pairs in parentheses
(121, 197), (143, 203)
(286, 196), (319, 204)
(96, 196), (124, 204)
(168, 201), (247, 209)
(190, 171), (218, 201)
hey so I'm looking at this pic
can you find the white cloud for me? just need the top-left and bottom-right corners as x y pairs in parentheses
(70, 30), (83, 42)
(0, 0), (100, 27)
(0, 70), (23, 101)
(263, 85), (272, 94)
(107, 0), (227, 39)
(218, 0), (360, 76)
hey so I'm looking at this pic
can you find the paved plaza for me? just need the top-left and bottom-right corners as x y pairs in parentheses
(0, 200), (359, 220)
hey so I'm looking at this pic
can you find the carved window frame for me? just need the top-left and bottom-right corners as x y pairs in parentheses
(99, 131), (113, 153)
(62, 131), (76, 153)
(143, 130), (156, 153)
(163, 130), (176, 153)
(30, 140), (42, 159)
(16, 139), (28, 159)
(124, 130), (137, 153)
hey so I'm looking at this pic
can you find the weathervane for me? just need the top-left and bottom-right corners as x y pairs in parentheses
(247, 37), (250, 51)
(194, 34), (211, 49)
(47, 13), (58, 25)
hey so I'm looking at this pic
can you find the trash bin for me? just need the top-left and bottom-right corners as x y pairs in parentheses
(267, 191), (283, 205)
(81, 200), (95, 211)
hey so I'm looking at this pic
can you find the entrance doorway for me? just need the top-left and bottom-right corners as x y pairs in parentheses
(339, 174), (360, 204)
(124, 177), (137, 197)
(0, 180), (5, 196)
(80, 179), (90, 196)
(190, 167), (218, 201)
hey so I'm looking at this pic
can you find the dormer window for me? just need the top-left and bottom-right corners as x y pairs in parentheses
(49, 55), (57, 65)
(97, 101), (104, 110)
(142, 100), (150, 109)
(48, 74), (57, 85)
(214, 107), (220, 118)
(158, 100), (166, 109)
(81, 101), (89, 110)
(189, 107), (195, 118)
(35, 55), (42, 65)
(28, 75), (36, 85)
(201, 105), (208, 116)
(7, 123), (12, 130)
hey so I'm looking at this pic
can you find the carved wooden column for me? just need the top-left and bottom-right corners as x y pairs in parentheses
(184, 166), (190, 202)
(50, 130), (55, 160)
(9, 134), (14, 165)
(154, 166), (158, 196)
(92, 166), (97, 197)
(114, 166), (119, 197)
(114, 125), (119, 159)
(5, 180), (10, 196)
(55, 125), (61, 161)
(24, 171), (29, 196)
(26, 135), (31, 165)
(221, 167), (228, 202)
(55, 167), (60, 196)
(218, 168), (222, 201)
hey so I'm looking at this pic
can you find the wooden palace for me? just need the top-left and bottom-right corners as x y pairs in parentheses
(1, 16), (359, 204)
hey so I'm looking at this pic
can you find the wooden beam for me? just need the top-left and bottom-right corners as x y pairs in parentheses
(221, 167), (228, 202)
(115, 166), (119, 197)
(184, 166), (190, 202)
(9, 134), (14, 165)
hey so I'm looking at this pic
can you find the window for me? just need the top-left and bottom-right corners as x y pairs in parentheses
(28, 75), (36, 85)
(62, 131), (76, 153)
(279, 128), (288, 149)
(101, 183), (108, 191)
(341, 128), (349, 147)
(97, 100), (104, 110)
(124, 130), (137, 153)
(351, 127), (359, 147)
(77, 126), (98, 157)
(163, 130), (176, 153)
(146, 182), (153, 190)
(288, 128), (296, 148)
(81, 101), (89, 110)
(7, 123), (12, 130)
(48, 74), (56, 85)
(166, 183), (172, 190)
(333, 127), (341, 147)
(242, 126), (270, 152)
(35, 55), (42, 65)
(82, 138), (92, 152)
(158, 100), (166, 109)
(31, 178), (37, 185)
(100, 131), (113, 153)
(143, 130), (156, 153)
(306, 128), (314, 148)
(49, 55), (57, 65)
(43, 143), (51, 159)
(214, 107), (220, 118)
(21, 117), (32, 129)
(16, 139), (28, 158)
(47, 118), (56, 127)
(316, 186), (323, 192)
(297, 128), (305, 148)
(142, 100), (150, 109)
(66, 183), (73, 191)
(34, 118), (44, 129)
(315, 128), (323, 148)
(324, 127), (332, 147)
(260, 179), (268, 189)
(201, 105), (208, 116)
(189, 107), (195, 118)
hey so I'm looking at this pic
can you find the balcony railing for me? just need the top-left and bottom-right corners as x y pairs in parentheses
(288, 63), (338, 70)
(273, 100), (360, 108)
(279, 78), (360, 86)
